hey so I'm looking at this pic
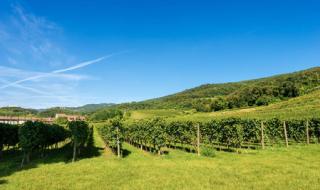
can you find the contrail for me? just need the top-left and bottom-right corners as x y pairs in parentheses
(52, 56), (107, 74)
(0, 55), (110, 90)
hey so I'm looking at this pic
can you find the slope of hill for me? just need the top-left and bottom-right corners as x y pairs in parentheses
(37, 103), (115, 117)
(116, 67), (320, 111)
(172, 89), (320, 121)
(67, 103), (115, 113)
(127, 89), (320, 121)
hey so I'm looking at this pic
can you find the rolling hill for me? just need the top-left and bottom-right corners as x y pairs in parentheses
(172, 89), (320, 121)
(116, 67), (320, 111)
(0, 107), (38, 116)
(0, 104), (115, 117)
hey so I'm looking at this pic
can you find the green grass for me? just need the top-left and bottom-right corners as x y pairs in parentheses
(0, 127), (320, 190)
(129, 109), (184, 120)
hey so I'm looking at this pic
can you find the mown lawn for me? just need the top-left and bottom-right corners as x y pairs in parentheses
(0, 129), (319, 190)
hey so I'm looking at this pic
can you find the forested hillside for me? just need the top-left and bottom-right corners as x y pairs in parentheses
(116, 67), (320, 111)
(0, 107), (37, 116)
(0, 104), (114, 117)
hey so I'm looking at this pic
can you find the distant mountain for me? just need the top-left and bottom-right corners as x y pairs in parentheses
(114, 67), (320, 112)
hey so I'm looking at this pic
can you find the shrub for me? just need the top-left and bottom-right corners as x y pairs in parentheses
(201, 146), (216, 157)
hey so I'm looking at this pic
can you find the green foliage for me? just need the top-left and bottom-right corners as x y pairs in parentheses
(211, 97), (228, 111)
(241, 119), (261, 143)
(68, 121), (90, 145)
(0, 123), (19, 147)
(217, 118), (243, 148)
(0, 123), (19, 156)
(201, 120), (221, 145)
(19, 121), (68, 166)
(68, 103), (115, 114)
(86, 126), (94, 149)
(0, 107), (37, 116)
(201, 146), (216, 157)
(89, 109), (123, 122)
(55, 117), (69, 125)
(286, 120), (306, 142)
(97, 118), (124, 155)
(38, 107), (76, 118)
(264, 118), (283, 144)
(123, 117), (320, 153)
(221, 124), (243, 148)
(68, 121), (90, 162)
(149, 118), (166, 153)
(309, 118), (320, 142)
(125, 118), (168, 154)
(256, 95), (277, 106)
(172, 89), (320, 121)
(19, 121), (44, 158)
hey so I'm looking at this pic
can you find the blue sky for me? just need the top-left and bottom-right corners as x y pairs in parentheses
(0, 0), (319, 108)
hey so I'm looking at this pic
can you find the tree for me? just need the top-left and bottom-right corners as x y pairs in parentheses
(211, 97), (227, 111)
(256, 95), (273, 106)
(89, 109), (123, 121)
(55, 117), (69, 125)
(281, 81), (300, 97)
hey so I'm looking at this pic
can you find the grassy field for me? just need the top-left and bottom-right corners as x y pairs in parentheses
(129, 109), (185, 120)
(0, 127), (319, 190)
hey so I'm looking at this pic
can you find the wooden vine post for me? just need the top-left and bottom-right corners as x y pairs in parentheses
(116, 126), (121, 158)
(197, 123), (200, 156)
(306, 120), (310, 145)
(283, 121), (288, 148)
(261, 121), (265, 150)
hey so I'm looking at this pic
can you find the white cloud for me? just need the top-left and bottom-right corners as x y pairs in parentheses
(0, 4), (124, 108)
(0, 4), (95, 108)
(0, 4), (74, 68)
